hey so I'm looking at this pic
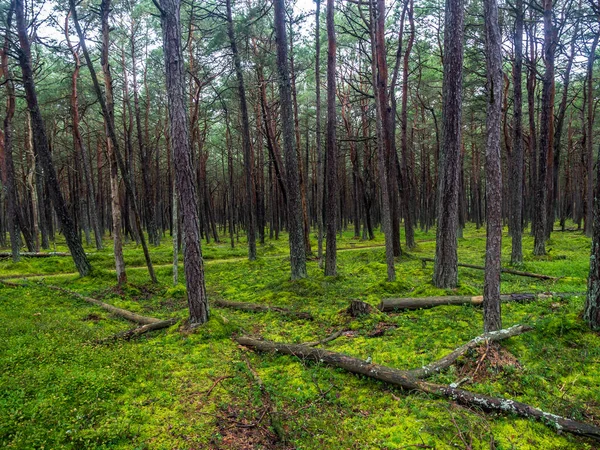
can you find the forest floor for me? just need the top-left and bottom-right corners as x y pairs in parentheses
(1, 224), (599, 449)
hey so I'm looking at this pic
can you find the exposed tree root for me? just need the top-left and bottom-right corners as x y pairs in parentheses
(236, 327), (600, 442)
(379, 292), (582, 311)
(420, 257), (559, 281)
(213, 297), (313, 320)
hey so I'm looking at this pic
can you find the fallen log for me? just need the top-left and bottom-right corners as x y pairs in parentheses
(379, 292), (583, 311)
(41, 284), (161, 325)
(404, 324), (532, 378)
(420, 257), (558, 281)
(101, 318), (178, 342)
(0, 251), (71, 258)
(212, 298), (313, 320)
(236, 335), (600, 442)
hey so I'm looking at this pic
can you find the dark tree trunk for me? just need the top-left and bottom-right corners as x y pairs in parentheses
(510, 0), (524, 264)
(70, 0), (156, 283)
(1, 23), (20, 262)
(274, 0), (307, 280)
(483, 0), (503, 332)
(324, 0), (337, 276)
(585, 33), (599, 237)
(158, 0), (209, 325)
(226, 0), (257, 261)
(315, 0), (324, 265)
(433, 0), (464, 288)
(65, 13), (103, 251)
(15, 0), (91, 276)
(533, 0), (555, 255)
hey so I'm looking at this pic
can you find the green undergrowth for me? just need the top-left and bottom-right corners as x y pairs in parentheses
(1, 223), (599, 449)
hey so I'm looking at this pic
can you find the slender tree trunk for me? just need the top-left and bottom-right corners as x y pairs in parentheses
(226, 0), (257, 261)
(585, 33), (599, 237)
(533, 0), (555, 255)
(274, 0), (307, 280)
(433, 0), (464, 288)
(483, 0), (503, 332)
(510, 0), (524, 264)
(325, 0), (337, 276)
(100, 0), (127, 285)
(0, 24), (20, 262)
(15, 0), (91, 276)
(70, 0), (156, 282)
(315, 0), (324, 266)
(158, 0), (209, 324)
(65, 13), (103, 251)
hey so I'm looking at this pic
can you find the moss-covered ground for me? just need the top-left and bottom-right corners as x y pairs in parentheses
(1, 224), (599, 449)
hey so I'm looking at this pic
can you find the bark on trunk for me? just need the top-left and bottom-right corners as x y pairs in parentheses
(379, 292), (577, 311)
(325, 0), (337, 276)
(226, 0), (257, 261)
(510, 0), (524, 264)
(433, 0), (464, 288)
(15, 0), (91, 276)
(236, 336), (600, 441)
(158, 0), (209, 325)
(274, 0), (307, 280)
(483, 0), (503, 332)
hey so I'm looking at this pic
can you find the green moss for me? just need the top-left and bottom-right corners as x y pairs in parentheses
(0, 225), (598, 448)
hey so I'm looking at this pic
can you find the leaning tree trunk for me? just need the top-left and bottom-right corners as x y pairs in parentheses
(65, 13), (103, 251)
(324, 0), (338, 276)
(533, 0), (555, 255)
(70, 0), (157, 283)
(158, 0), (209, 325)
(433, 0), (464, 288)
(483, 0), (503, 332)
(15, 0), (90, 276)
(274, 0), (307, 280)
(226, 0), (257, 261)
(510, 0), (524, 264)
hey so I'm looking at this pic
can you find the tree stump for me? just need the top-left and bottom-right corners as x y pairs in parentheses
(347, 299), (373, 317)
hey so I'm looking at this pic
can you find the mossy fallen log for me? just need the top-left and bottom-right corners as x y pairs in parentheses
(0, 251), (71, 258)
(379, 292), (583, 311)
(102, 318), (179, 342)
(236, 332), (600, 442)
(42, 284), (162, 325)
(420, 257), (558, 281)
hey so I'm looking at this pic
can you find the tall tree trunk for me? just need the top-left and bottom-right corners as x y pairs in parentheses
(0, 21), (20, 262)
(226, 0), (257, 261)
(158, 0), (209, 325)
(273, 0), (307, 280)
(100, 0), (127, 285)
(15, 0), (91, 276)
(325, 0), (337, 276)
(400, 0), (415, 249)
(315, 0), (324, 266)
(510, 0), (524, 264)
(585, 33), (599, 237)
(433, 0), (464, 288)
(370, 0), (396, 281)
(483, 0), (503, 332)
(70, 0), (157, 282)
(533, 0), (555, 255)
(65, 12), (103, 251)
